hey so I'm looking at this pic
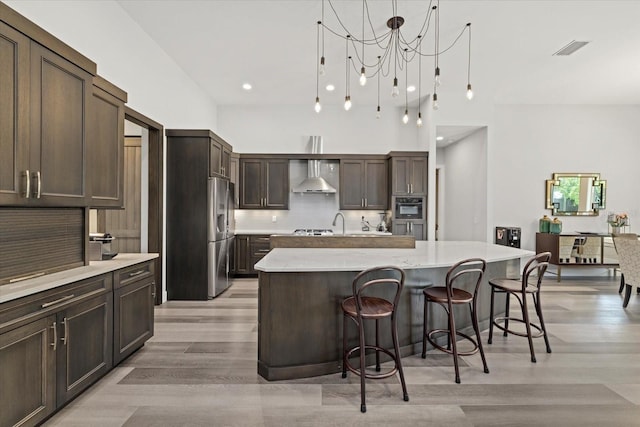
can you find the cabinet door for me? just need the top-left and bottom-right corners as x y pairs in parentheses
(250, 235), (270, 274)
(340, 160), (365, 209)
(88, 84), (124, 208)
(209, 138), (222, 176)
(56, 292), (113, 406)
(114, 278), (154, 365)
(239, 159), (263, 208)
(233, 235), (250, 274)
(363, 160), (387, 210)
(222, 148), (231, 178)
(30, 42), (91, 206)
(0, 315), (56, 427)
(0, 21), (30, 205)
(264, 159), (289, 209)
(408, 157), (427, 195)
(391, 157), (411, 195)
(393, 220), (426, 240)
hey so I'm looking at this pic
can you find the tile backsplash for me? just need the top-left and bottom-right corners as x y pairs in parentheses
(234, 160), (389, 233)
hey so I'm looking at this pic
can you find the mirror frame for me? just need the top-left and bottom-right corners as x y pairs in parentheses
(545, 173), (606, 216)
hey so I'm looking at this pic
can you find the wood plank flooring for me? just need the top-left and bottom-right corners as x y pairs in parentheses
(44, 277), (640, 426)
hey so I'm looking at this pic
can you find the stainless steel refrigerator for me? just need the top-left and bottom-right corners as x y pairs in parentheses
(208, 177), (235, 297)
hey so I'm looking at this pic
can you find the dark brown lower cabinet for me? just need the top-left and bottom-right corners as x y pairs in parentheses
(0, 315), (57, 427)
(56, 292), (113, 406)
(0, 259), (155, 427)
(393, 220), (426, 240)
(113, 272), (155, 365)
(232, 235), (270, 276)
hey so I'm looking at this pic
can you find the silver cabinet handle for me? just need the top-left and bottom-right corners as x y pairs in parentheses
(129, 269), (146, 277)
(41, 294), (75, 308)
(407, 184), (410, 193)
(10, 271), (45, 283)
(364, 198), (368, 207)
(151, 282), (156, 300)
(410, 184), (413, 193)
(22, 170), (31, 198)
(32, 171), (41, 198)
(50, 322), (57, 351)
(62, 317), (69, 346)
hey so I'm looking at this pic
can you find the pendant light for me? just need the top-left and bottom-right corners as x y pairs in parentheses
(466, 23), (474, 100)
(344, 36), (352, 111)
(314, 21), (322, 113)
(319, 0), (326, 76)
(416, 35), (423, 127)
(402, 48), (409, 124)
(434, 3), (441, 88)
(376, 56), (381, 118)
(359, 0), (367, 86)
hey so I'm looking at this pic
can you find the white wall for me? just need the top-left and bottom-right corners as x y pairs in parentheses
(490, 105), (640, 250)
(441, 128), (488, 242)
(217, 105), (424, 153)
(5, 0), (218, 129)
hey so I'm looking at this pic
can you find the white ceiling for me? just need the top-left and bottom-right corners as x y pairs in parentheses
(116, 0), (640, 108)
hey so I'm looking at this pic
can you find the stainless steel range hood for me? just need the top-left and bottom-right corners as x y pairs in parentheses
(292, 136), (337, 193)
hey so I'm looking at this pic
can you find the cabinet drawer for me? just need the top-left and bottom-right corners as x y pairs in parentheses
(0, 274), (112, 334)
(114, 260), (155, 289)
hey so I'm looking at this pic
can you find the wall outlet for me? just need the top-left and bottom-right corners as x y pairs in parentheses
(272, 215), (277, 223)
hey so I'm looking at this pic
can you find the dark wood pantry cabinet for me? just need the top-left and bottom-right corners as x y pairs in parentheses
(239, 158), (289, 209)
(339, 158), (388, 210)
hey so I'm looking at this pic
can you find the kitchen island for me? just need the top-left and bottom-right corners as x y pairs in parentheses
(254, 241), (533, 380)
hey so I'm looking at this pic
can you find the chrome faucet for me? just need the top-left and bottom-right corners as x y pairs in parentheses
(332, 212), (345, 235)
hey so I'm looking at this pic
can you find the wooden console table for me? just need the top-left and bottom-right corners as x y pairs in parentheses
(536, 232), (619, 281)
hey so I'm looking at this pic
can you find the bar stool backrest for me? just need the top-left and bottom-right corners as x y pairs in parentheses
(445, 258), (487, 300)
(522, 252), (551, 291)
(352, 266), (405, 315)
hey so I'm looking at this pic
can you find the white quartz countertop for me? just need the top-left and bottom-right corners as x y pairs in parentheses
(254, 241), (533, 272)
(235, 229), (392, 236)
(0, 253), (159, 304)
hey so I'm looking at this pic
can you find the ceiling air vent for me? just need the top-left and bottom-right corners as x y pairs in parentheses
(553, 40), (590, 56)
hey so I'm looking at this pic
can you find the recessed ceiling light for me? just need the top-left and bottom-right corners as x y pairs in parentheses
(242, 83), (252, 90)
(325, 84), (335, 92)
(436, 136), (444, 141)
(407, 85), (416, 93)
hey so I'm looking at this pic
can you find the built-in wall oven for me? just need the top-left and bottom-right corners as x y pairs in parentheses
(394, 196), (425, 219)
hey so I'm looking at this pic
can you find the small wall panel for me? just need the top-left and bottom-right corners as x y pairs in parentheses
(0, 208), (84, 285)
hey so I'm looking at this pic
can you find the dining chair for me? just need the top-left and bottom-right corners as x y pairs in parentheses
(611, 233), (638, 293)
(612, 237), (640, 308)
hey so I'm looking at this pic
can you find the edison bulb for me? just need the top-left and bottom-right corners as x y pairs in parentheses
(416, 113), (423, 127)
(434, 67), (441, 87)
(402, 110), (409, 124)
(376, 106), (381, 119)
(359, 67), (367, 86)
(319, 57), (326, 76)
(391, 77), (399, 97)
(314, 97), (322, 113)
(432, 94), (439, 110)
(344, 96), (352, 111)
(466, 84), (474, 100)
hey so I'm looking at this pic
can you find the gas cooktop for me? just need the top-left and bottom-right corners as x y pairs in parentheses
(292, 229), (334, 236)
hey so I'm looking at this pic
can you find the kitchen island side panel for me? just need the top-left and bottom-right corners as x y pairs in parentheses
(257, 260), (512, 381)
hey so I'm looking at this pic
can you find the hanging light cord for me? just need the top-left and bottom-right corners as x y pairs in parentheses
(467, 23), (472, 84)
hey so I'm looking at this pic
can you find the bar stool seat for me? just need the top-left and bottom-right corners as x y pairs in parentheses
(422, 258), (489, 384)
(341, 266), (408, 413)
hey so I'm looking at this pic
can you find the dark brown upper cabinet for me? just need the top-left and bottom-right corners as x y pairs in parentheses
(88, 76), (127, 208)
(390, 153), (428, 195)
(239, 158), (289, 209)
(0, 10), (97, 207)
(210, 132), (233, 178)
(340, 159), (388, 210)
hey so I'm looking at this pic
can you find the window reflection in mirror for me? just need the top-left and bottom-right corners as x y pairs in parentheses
(545, 173), (606, 216)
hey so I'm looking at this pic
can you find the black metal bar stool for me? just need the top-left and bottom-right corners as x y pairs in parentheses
(422, 258), (489, 384)
(341, 266), (408, 413)
(488, 252), (552, 362)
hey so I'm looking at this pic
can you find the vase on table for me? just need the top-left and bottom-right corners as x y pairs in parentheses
(611, 226), (621, 235)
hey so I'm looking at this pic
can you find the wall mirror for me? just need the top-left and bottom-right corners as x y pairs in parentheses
(545, 173), (606, 216)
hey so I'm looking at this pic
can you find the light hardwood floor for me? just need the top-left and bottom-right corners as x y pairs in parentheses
(45, 276), (640, 426)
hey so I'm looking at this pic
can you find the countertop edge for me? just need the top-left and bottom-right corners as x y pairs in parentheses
(0, 253), (159, 304)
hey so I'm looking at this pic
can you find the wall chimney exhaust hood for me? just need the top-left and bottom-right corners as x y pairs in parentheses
(292, 136), (337, 193)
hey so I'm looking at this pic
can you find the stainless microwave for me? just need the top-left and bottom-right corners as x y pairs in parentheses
(394, 196), (424, 219)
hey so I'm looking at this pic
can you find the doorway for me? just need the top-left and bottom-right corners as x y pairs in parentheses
(96, 107), (164, 305)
